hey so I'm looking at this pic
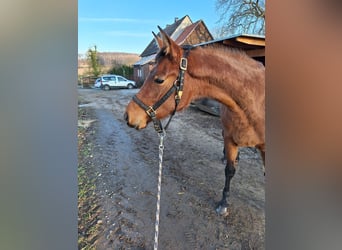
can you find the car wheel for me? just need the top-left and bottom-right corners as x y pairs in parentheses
(103, 85), (110, 91)
(127, 84), (133, 89)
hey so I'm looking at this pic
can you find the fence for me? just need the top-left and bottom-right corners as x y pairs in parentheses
(78, 76), (98, 88)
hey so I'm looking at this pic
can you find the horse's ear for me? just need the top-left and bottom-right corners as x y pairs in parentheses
(157, 25), (179, 56)
(152, 31), (163, 49)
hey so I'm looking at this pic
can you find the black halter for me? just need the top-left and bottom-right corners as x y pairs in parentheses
(132, 45), (192, 134)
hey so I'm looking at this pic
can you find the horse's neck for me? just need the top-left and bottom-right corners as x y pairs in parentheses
(184, 49), (264, 116)
(189, 49), (246, 111)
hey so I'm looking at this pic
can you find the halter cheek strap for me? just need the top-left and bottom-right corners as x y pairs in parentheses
(132, 45), (192, 134)
(132, 83), (177, 134)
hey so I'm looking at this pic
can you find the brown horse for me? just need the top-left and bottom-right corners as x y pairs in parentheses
(124, 27), (265, 216)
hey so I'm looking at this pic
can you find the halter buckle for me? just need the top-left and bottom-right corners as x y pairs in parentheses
(146, 106), (156, 117)
(180, 58), (187, 71)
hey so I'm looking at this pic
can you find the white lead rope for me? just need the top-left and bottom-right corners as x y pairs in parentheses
(154, 132), (165, 250)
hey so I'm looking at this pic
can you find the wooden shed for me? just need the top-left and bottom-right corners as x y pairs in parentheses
(194, 34), (265, 116)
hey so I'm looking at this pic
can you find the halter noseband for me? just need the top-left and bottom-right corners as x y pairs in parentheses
(132, 45), (192, 134)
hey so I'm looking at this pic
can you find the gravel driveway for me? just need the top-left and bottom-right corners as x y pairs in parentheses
(78, 88), (265, 250)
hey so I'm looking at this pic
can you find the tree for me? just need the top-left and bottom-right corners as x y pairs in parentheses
(215, 0), (265, 36)
(87, 45), (101, 77)
(108, 64), (134, 80)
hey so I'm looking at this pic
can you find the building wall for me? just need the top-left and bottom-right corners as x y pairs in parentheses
(134, 63), (154, 87)
(184, 22), (213, 45)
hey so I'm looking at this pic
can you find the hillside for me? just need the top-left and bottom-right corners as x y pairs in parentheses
(97, 52), (140, 66)
(78, 52), (140, 76)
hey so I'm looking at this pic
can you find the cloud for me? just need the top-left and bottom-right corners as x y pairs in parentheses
(79, 17), (158, 24)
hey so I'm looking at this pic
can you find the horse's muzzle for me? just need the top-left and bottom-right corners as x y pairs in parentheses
(124, 112), (142, 130)
(124, 112), (133, 127)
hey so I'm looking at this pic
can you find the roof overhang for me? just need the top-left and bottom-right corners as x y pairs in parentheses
(197, 33), (265, 58)
(133, 54), (156, 66)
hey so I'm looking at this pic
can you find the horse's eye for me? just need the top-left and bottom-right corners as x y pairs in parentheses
(154, 78), (164, 84)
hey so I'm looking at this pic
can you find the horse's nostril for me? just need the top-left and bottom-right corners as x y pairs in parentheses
(124, 112), (128, 121)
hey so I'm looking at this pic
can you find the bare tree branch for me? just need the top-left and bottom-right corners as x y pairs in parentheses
(215, 0), (265, 37)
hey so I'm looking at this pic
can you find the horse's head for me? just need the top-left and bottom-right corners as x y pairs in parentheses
(125, 26), (188, 130)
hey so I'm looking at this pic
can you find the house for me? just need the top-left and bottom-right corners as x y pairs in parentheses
(133, 15), (214, 87)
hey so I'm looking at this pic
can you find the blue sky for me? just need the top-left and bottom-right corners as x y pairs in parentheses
(78, 0), (219, 54)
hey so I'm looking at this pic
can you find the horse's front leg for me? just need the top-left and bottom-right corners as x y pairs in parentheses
(221, 146), (240, 164)
(221, 129), (240, 164)
(216, 142), (238, 216)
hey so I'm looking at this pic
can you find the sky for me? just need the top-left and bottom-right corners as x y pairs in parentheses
(78, 0), (219, 55)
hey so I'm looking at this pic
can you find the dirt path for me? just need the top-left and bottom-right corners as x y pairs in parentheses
(78, 88), (265, 250)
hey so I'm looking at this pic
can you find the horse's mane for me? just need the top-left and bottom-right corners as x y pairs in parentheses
(155, 43), (263, 72)
(182, 44), (264, 88)
(194, 44), (264, 69)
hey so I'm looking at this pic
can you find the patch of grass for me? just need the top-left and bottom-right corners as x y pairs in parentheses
(78, 108), (101, 250)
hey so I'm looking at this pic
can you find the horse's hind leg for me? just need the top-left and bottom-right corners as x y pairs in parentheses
(216, 141), (238, 216)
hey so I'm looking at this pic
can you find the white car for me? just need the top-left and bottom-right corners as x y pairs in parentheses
(98, 74), (136, 90)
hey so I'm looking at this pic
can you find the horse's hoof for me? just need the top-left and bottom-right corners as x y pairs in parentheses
(216, 205), (229, 216)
